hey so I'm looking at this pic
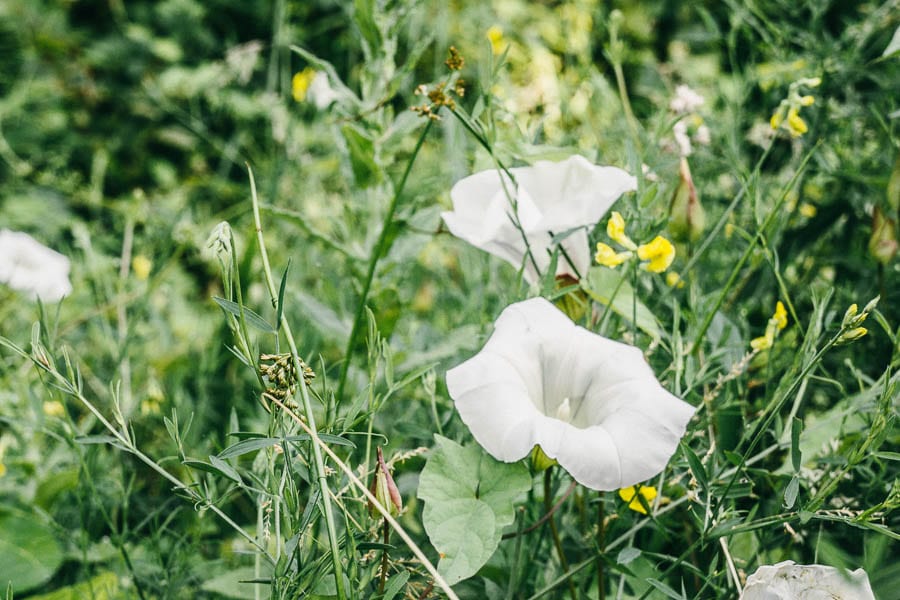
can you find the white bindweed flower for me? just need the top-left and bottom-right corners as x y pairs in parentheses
(0, 229), (72, 302)
(446, 298), (694, 491)
(442, 156), (636, 283)
(739, 561), (875, 600)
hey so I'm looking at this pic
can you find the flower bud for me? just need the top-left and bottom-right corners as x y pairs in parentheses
(868, 206), (898, 265)
(669, 158), (705, 242)
(838, 327), (868, 344)
(369, 447), (402, 518)
(841, 303), (859, 329)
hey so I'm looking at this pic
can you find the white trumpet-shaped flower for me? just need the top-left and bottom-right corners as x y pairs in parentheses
(446, 298), (694, 491)
(0, 229), (72, 302)
(442, 156), (636, 283)
(739, 561), (875, 600)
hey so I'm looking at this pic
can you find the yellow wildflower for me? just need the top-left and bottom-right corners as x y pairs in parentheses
(786, 107), (807, 137)
(487, 26), (504, 55)
(132, 255), (152, 281)
(606, 212), (635, 248)
(43, 401), (65, 417)
(751, 300), (788, 351)
(594, 242), (628, 268)
(619, 485), (657, 515)
(799, 95), (815, 106)
(292, 67), (316, 102)
(773, 301), (788, 330)
(637, 236), (676, 273)
(666, 271), (685, 289)
(770, 108), (785, 130)
(799, 202), (817, 218)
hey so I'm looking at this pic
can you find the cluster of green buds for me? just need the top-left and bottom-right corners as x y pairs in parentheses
(837, 297), (878, 344)
(258, 352), (315, 410)
(410, 47), (466, 121)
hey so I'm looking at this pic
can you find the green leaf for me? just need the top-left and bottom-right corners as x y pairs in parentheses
(340, 124), (381, 188)
(681, 442), (707, 492)
(0, 508), (64, 594)
(417, 435), (531, 584)
(582, 267), (661, 342)
(201, 567), (269, 599)
(217, 437), (281, 459)
(617, 547), (641, 565)
(791, 417), (802, 472)
(883, 25), (900, 58)
(25, 571), (118, 600)
(212, 297), (276, 333)
(784, 475), (800, 509)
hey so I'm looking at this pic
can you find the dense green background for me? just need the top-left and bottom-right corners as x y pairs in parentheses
(1, 0), (898, 598)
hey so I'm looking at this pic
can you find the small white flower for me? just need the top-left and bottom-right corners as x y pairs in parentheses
(740, 561), (875, 600)
(442, 156), (636, 283)
(0, 229), (72, 302)
(695, 124), (711, 146)
(673, 119), (693, 157)
(307, 72), (339, 110)
(446, 298), (694, 491)
(669, 84), (705, 115)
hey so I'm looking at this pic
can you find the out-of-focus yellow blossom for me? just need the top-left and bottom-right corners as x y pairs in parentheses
(607, 212), (636, 249)
(770, 76), (820, 138)
(43, 400), (65, 417)
(594, 243), (628, 268)
(773, 301), (788, 330)
(637, 236), (676, 273)
(666, 272), (685, 289)
(619, 485), (657, 515)
(487, 26), (504, 55)
(0, 462), (5, 478)
(725, 223), (735, 239)
(751, 300), (789, 351)
(132, 255), (152, 280)
(799, 203), (817, 218)
(292, 67), (316, 102)
(786, 107), (808, 137)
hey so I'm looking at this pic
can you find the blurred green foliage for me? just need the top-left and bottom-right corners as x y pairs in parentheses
(0, 0), (898, 598)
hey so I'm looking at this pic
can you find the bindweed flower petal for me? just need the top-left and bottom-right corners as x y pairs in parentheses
(446, 298), (694, 491)
(0, 229), (72, 302)
(739, 561), (875, 600)
(442, 156), (637, 283)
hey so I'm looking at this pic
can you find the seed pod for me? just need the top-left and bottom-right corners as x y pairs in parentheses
(868, 206), (898, 265)
(668, 158), (706, 243)
(369, 447), (402, 518)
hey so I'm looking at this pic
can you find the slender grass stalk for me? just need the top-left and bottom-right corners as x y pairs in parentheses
(336, 121), (433, 404)
(690, 142), (820, 353)
(248, 168), (346, 597)
(267, 395), (461, 600)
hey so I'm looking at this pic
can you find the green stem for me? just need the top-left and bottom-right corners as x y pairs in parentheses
(597, 492), (605, 600)
(249, 169), (345, 597)
(544, 470), (577, 600)
(336, 121), (432, 404)
(690, 142), (820, 353)
(378, 519), (390, 593)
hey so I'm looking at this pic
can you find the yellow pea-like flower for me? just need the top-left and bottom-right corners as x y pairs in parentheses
(487, 26), (504, 55)
(595, 242), (627, 268)
(786, 107), (808, 137)
(637, 236), (675, 273)
(618, 485), (658, 515)
(292, 67), (316, 102)
(773, 301), (788, 330)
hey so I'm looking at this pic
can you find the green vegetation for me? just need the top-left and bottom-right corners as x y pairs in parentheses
(1, 1), (897, 598)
